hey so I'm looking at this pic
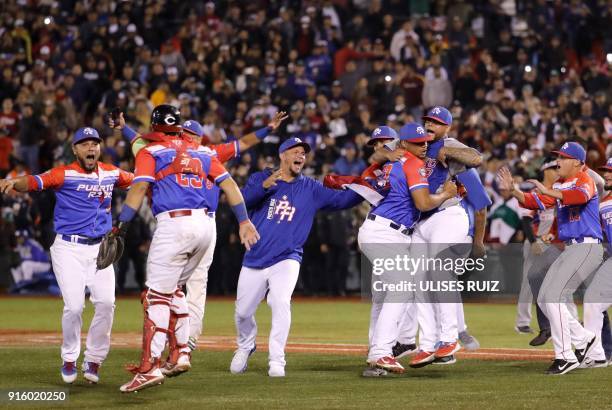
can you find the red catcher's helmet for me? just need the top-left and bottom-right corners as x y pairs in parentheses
(150, 104), (182, 133)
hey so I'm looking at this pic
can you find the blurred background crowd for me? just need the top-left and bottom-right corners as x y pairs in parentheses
(0, 0), (610, 295)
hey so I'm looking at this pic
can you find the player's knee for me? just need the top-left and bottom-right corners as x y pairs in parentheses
(95, 298), (115, 314)
(235, 303), (256, 321)
(63, 302), (85, 317)
(266, 294), (291, 311)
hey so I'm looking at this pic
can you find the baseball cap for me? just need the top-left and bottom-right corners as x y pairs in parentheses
(182, 120), (204, 137)
(72, 127), (101, 145)
(598, 157), (612, 171)
(279, 137), (311, 154)
(399, 122), (431, 142)
(422, 106), (453, 126)
(368, 126), (398, 145)
(553, 141), (586, 163)
(540, 159), (559, 171)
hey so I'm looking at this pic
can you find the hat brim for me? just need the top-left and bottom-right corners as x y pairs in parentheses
(552, 150), (582, 162)
(280, 142), (311, 154)
(598, 165), (612, 171)
(422, 115), (449, 126)
(366, 136), (395, 146)
(402, 135), (434, 143)
(182, 128), (201, 137)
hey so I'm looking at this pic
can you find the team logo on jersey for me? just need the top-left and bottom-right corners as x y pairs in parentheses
(418, 167), (426, 177)
(424, 158), (437, 177)
(77, 183), (114, 199)
(273, 195), (296, 222)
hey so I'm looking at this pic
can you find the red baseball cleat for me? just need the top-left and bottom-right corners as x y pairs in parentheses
(434, 341), (461, 358)
(409, 350), (435, 368)
(374, 356), (405, 373)
(120, 367), (164, 393)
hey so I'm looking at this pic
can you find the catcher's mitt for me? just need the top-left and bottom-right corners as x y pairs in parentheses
(96, 223), (128, 270)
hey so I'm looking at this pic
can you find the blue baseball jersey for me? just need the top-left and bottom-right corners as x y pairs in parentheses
(241, 169), (363, 269)
(133, 138), (230, 215)
(601, 193), (612, 253)
(523, 170), (602, 242)
(460, 199), (476, 238)
(370, 152), (429, 228)
(27, 162), (133, 238)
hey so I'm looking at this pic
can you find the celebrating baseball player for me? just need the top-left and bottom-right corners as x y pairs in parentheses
(582, 157), (612, 367)
(357, 122), (458, 374)
(229, 136), (363, 378)
(109, 109), (289, 353)
(498, 142), (603, 375)
(113, 105), (259, 392)
(0, 127), (133, 385)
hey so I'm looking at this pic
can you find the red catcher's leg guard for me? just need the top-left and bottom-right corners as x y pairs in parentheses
(165, 288), (190, 365)
(126, 289), (172, 374)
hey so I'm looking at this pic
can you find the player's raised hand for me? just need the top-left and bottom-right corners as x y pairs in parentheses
(268, 111), (289, 130)
(442, 179), (458, 198)
(108, 110), (126, 130)
(0, 179), (16, 194)
(263, 169), (283, 189)
(239, 221), (260, 251)
(497, 167), (514, 191)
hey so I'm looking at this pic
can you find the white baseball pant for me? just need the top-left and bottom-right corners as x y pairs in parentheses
(186, 219), (217, 342)
(234, 259), (300, 368)
(413, 205), (470, 351)
(537, 242), (603, 361)
(50, 235), (115, 364)
(515, 241), (533, 328)
(358, 217), (412, 361)
(583, 258), (612, 361)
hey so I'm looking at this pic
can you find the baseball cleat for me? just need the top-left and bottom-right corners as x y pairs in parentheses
(579, 357), (608, 369)
(575, 335), (597, 364)
(161, 352), (191, 377)
(514, 325), (534, 334)
(434, 341), (461, 358)
(374, 356), (405, 373)
(409, 350), (435, 368)
(362, 366), (389, 377)
(120, 367), (164, 392)
(546, 359), (579, 375)
(82, 361), (100, 384)
(61, 361), (77, 384)
(187, 336), (197, 351)
(529, 329), (551, 346)
(432, 355), (456, 365)
(230, 344), (256, 374)
(392, 342), (418, 359)
(458, 331), (480, 351)
(268, 364), (285, 377)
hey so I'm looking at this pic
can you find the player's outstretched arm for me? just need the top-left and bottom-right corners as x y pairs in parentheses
(411, 180), (458, 211)
(0, 177), (30, 193)
(237, 111), (288, 152)
(219, 177), (260, 250)
(472, 208), (487, 258)
(438, 146), (483, 168)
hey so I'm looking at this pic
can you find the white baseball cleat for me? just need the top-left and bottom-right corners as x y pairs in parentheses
(230, 345), (256, 374)
(268, 364), (285, 377)
(61, 361), (77, 384)
(579, 357), (608, 369)
(161, 352), (192, 377)
(120, 367), (164, 393)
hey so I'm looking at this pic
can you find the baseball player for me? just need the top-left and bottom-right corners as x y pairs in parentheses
(0, 127), (133, 385)
(358, 122), (458, 374)
(109, 110), (289, 356)
(582, 157), (612, 367)
(401, 106), (485, 369)
(116, 105), (259, 392)
(498, 142), (603, 375)
(229, 137), (363, 378)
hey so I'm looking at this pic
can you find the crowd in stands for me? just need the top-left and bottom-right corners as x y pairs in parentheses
(0, 0), (610, 294)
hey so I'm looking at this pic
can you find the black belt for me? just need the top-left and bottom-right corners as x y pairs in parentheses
(367, 214), (414, 236)
(61, 234), (103, 245)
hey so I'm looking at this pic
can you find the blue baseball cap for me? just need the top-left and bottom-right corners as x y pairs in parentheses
(599, 157), (612, 171)
(367, 126), (398, 145)
(72, 127), (101, 145)
(422, 106), (453, 126)
(553, 141), (586, 163)
(279, 137), (311, 154)
(399, 122), (432, 143)
(182, 120), (204, 137)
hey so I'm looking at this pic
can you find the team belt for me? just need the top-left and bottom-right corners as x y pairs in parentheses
(367, 214), (414, 236)
(565, 237), (601, 245)
(61, 234), (103, 245)
(157, 208), (213, 221)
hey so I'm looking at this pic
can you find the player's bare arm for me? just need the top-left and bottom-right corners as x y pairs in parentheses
(438, 146), (483, 168)
(527, 179), (563, 200)
(0, 177), (28, 193)
(471, 208), (487, 258)
(411, 179), (458, 211)
(238, 111), (289, 152)
(218, 177), (260, 250)
(369, 147), (405, 165)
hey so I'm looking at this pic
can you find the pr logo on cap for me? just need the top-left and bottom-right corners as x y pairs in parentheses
(373, 128), (381, 135)
(416, 126), (425, 134)
(432, 107), (441, 115)
(562, 142), (569, 149)
(184, 120), (192, 127)
(83, 127), (94, 135)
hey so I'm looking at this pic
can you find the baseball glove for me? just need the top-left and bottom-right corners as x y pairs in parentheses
(96, 223), (128, 270)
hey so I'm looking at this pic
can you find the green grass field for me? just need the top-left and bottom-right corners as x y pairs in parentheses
(1, 297), (612, 409)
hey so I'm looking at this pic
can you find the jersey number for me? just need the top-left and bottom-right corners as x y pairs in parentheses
(175, 158), (204, 189)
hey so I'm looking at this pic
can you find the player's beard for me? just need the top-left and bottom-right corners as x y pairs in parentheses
(77, 153), (99, 172)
